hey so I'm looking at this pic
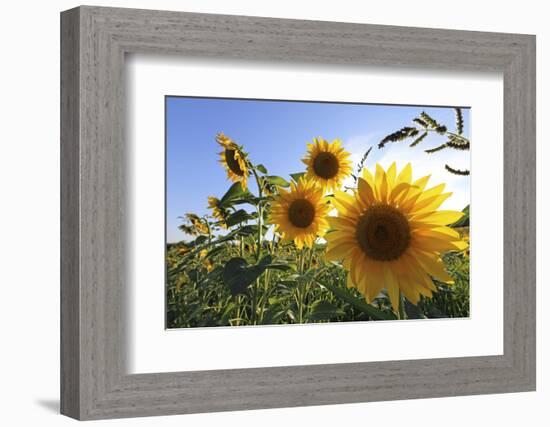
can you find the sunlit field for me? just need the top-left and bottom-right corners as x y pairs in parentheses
(166, 99), (470, 328)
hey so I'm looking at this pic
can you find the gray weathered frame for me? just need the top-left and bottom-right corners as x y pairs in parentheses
(60, 5), (536, 420)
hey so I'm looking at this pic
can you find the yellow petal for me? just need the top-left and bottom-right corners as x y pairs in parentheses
(332, 191), (358, 215)
(412, 210), (464, 226)
(386, 162), (397, 190)
(412, 235), (466, 252)
(325, 229), (353, 242)
(412, 226), (461, 241)
(412, 250), (454, 283)
(357, 178), (375, 206)
(365, 262), (385, 301)
(412, 192), (452, 215)
(325, 242), (357, 261)
(346, 273), (354, 288)
(389, 182), (411, 205)
(396, 163), (412, 185)
(375, 164), (389, 203)
(412, 174), (431, 191)
(327, 215), (356, 231)
(362, 167), (374, 187)
(420, 183), (446, 198)
(399, 275), (420, 305)
(383, 263), (401, 312)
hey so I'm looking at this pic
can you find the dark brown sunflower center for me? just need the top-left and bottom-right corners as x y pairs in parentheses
(225, 149), (244, 176)
(313, 152), (339, 179)
(288, 199), (315, 228)
(355, 204), (410, 261)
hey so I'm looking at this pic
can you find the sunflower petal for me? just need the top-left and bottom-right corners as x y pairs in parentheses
(412, 250), (454, 284)
(332, 191), (359, 215)
(383, 263), (401, 312)
(412, 210), (464, 226)
(396, 163), (412, 185)
(325, 242), (356, 261)
(357, 178), (376, 206)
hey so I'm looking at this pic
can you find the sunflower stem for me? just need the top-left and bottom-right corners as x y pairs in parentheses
(252, 168), (264, 262)
(398, 293), (406, 320)
(250, 167), (264, 325)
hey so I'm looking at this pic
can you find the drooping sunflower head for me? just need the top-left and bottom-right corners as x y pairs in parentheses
(198, 249), (214, 272)
(184, 213), (209, 235)
(302, 137), (353, 193)
(177, 244), (191, 256)
(325, 162), (468, 311)
(269, 177), (331, 249)
(216, 133), (250, 190)
(207, 196), (227, 228)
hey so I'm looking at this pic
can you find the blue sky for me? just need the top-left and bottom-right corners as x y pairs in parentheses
(166, 97), (470, 243)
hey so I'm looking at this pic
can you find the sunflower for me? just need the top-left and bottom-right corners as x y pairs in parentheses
(207, 196), (227, 228)
(269, 177), (331, 249)
(216, 133), (249, 190)
(184, 213), (209, 235)
(325, 162), (468, 311)
(302, 137), (353, 193)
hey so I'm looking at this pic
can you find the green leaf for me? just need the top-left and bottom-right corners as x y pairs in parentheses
(222, 258), (250, 296)
(445, 164), (470, 176)
(290, 172), (305, 183)
(186, 268), (200, 283)
(409, 131), (428, 147)
(265, 263), (294, 271)
(277, 280), (298, 288)
(420, 111), (440, 129)
(262, 304), (287, 324)
(222, 255), (273, 296)
(205, 245), (225, 259)
(266, 175), (290, 187)
(450, 205), (469, 227)
(256, 164), (268, 174)
(404, 300), (426, 319)
(306, 300), (344, 321)
(225, 209), (253, 227)
(454, 107), (464, 135)
(236, 225), (259, 236)
(189, 235), (208, 247)
(317, 279), (397, 320)
(219, 182), (250, 208)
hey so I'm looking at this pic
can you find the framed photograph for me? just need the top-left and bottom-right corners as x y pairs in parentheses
(61, 6), (536, 420)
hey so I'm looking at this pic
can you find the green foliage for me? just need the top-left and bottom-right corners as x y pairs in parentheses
(379, 108), (470, 176)
(418, 251), (470, 318)
(409, 131), (428, 147)
(225, 209), (254, 227)
(445, 164), (470, 176)
(219, 182), (251, 208)
(265, 175), (290, 187)
(256, 164), (268, 174)
(290, 172), (305, 183)
(317, 278), (397, 320)
(451, 205), (470, 227)
(454, 107), (464, 135)
(223, 256), (272, 296)
(306, 300), (344, 321)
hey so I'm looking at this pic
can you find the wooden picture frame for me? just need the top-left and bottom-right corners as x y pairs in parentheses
(60, 5), (536, 420)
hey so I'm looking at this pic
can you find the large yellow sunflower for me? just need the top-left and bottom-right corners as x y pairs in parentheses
(269, 178), (331, 249)
(325, 162), (468, 311)
(302, 137), (353, 193)
(216, 133), (249, 190)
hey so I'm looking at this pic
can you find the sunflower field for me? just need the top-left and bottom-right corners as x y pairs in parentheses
(167, 129), (470, 328)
